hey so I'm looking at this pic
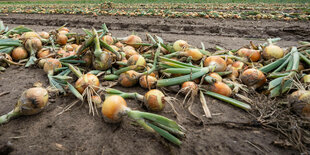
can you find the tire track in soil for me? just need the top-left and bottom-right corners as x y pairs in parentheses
(1, 13), (309, 41)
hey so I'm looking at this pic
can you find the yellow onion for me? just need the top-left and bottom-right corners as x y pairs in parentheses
(181, 81), (198, 95)
(71, 44), (79, 50)
(37, 48), (51, 58)
(127, 54), (146, 70)
(56, 34), (68, 45)
(226, 58), (234, 65)
(203, 56), (227, 72)
(12, 47), (28, 61)
(288, 90), (310, 118)
(25, 37), (42, 52)
(57, 49), (69, 57)
(208, 82), (232, 97)
(101, 95), (127, 123)
(58, 30), (68, 35)
(208, 72), (222, 82)
(21, 32), (41, 40)
(144, 89), (165, 112)
(184, 48), (203, 61)
(240, 68), (266, 89)
(227, 66), (239, 80)
(102, 35), (114, 45)
(64, 44), (74, 51)
(92, 95), (102, 108)
(38, 59), (47, 68)
(263, 44), (284, 60)
(38, 31), (50, 39)
(118, 70), (141, 87)
(75, 73), (100, 94)
(232, 61), (245, 71)
(123, 45), (138, 59)
(0, 54), (13, 67)
(43, 58), (62, 75)
(114, 41), (124, 48)
(237, 48), (261, 62)
(123, 35), (142, 47)
(139, 75), (157, 89)
(59, 27), (70, 32)
(82, 52), (93, 67)
(302, 74), (310, 84)
(173, 40), (189, 51)
(92, 52), (113, 71)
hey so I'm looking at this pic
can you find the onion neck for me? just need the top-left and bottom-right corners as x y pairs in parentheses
(0, 110), (21, 125)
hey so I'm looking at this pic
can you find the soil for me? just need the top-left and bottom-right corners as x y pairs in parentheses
(0, 13), (308, 154)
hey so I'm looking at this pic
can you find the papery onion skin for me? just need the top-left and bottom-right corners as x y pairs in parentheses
(139, 75), (157, 89)
(237, 48), (261, 62)
(101, 95), (127, 123)
(12, 47), (28, 61)
(25, 37), (42, 52)
(75, 73), (100, 94)
(240, 68), (266, 89)
(127, 55), (146, 70)
(209, 73), (222, 82)
(16, 87), (49, 115)
(56, 34), (68, 45)
(203, 56), (227, 72)
(102, 35), (114, 45)
(144, 89), (165, 112)
(173, 40), (189, 51)
(185, 48), (203, 61)
(209, 82), (232, 97)
(43, 58), (62, 75)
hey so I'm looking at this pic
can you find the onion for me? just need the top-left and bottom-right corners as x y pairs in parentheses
(25, 37), (42, 52)
(209, 72), (222, 82)
(139, 75), (157, 89)
(0, 87), (49, 124)
(38, 59), (47, 68)
(71, 44), (79, 50)
(127, 54), (146, 70)
(118, 70), (141, 87)
(123, 45), (138, 59)
(92, 95), (102, 108)
(263, 44), (284, 60)
(12, 47), (28, 61)
(64, 44), (74, 51)
(237, 48), (261, 62)
(208, 82), (232, 97)
(0, 54), (13, 67)
(227, 65), (239, 80)
(302, 74), (310, 84)
(240, 68), (266, 89)
(56, 34), (68, 45)
(59, 27), (70, 32)
(58, 30), (68, 35)
(184, 48), (203, 61)
(203, 56), (227, 72)
(38, 31), (50, 39)
(232, 61), (245, 71)
(82, 52), (93, 67)
(57, 49), (68, 57)
(173, 40), (189, 51)
(123, 35), (142, 47)
(226, 58), (234, 65)
(37, 48), (50, 58)
(101, 95), (127, 123)
(181, 81), (198, 95)
(43, 58), (62, 75)
(288, 90), (310, 118)
(21, 32), (41, 40)
(92, 52), (113, 70)
(75, 73), (100, 94)
(114, 42), (124, 48)
(101, 35), (114, 45)
(144, 89), (165, 112)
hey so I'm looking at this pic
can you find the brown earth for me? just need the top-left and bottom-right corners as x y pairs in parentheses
(0, 13), (309, 154)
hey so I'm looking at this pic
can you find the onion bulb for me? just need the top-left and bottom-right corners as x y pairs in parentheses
(38, 31), (50, 39)
(181, 81), (198, 95)
(82, 52), (93, 67)
(123, 45), (138, 59)
(143, 89), (165, 112)
(208, 82), (232, 97)
(0, 87), (49, 124)
(232, 61), (245, 71)
(92, 95), (102, 108)
(21, 32), (41, 40)
(75, 73), (100, 94)
(123, 35), (142, 47)
(25, 37), (42, 52)
(101, 95), (127, 123)
(12, 47), (28, 61)
(114, 42), (124, 48)
(262, 44), (284, 60)
(43, 58), (62, 75)
(101, 35), (114, 45)
(37, 48), (51, 58)
(139, 75), (157, 89)
(240, 68), (266, 89)
(56, 34), (68, 45)
(59, 27), (70, 32)
(302, 74), (310, 84)
(209, 72), (222, 82)
(118, 70), (141, 87)
(184, 48), (203, 61)
(38, 59), (47, 68)
(173, 40), (189, 51)
(127, 54), (146, 70)
(203, 56), (227, 72)
(288, 90), (310, 118)
(237, 48), (261, 62)
(92, 52), (113, 71)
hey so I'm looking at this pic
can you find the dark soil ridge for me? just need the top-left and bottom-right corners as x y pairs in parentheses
(1, 13), (309, 41)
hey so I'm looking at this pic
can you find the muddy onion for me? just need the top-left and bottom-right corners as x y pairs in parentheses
(240, 68), (266, 89)
(56, 34), (68, 45)
(43, 58), (62, 75)
(12, 47), (28, 61)
(263, 44), (284, 60)
(75, 73), (100, 94)
(127, 54), (146, 70)
(16, 87), (49, 115)
(144, 89), (165, 112)
(101, 95), (127, 123)
(208, 82), (232, 97)
(173, 40), (189, 51)
(181, 81), (198, 95)
(237, 48), (261, 62)
(139, 75), (157, 89)
(203, 56), (227, 72)
(118, 70), (140, 87)
(92, 52), (113, 70)
(288, 90), (310, 118)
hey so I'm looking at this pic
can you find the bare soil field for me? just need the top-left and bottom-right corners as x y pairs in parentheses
(0, 13), (309, 154)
